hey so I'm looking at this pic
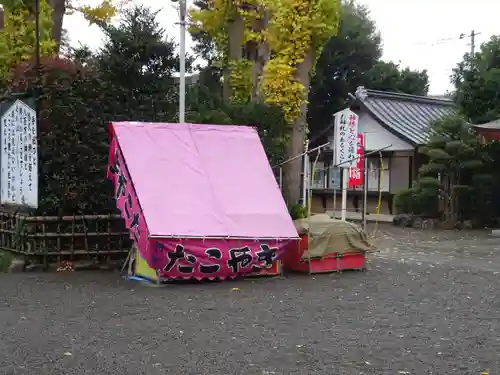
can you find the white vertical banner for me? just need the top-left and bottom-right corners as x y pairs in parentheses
(333, 109), (359, 167)
(0, 99), (38, 208)
(333, 108), (358, 220)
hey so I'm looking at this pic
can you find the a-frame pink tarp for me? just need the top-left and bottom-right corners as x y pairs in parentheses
(107, 122), (298, 280)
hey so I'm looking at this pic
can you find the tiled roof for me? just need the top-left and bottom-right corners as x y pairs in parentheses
(350, 87), (456, 146)
(473, 118), (500, 130)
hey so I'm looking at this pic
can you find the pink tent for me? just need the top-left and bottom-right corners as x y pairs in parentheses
(107, 122), (299, 280)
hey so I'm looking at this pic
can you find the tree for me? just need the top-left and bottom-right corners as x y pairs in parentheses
(190, 0), (341, 204)
(367, 61), (429, 95)
(453, 35), (500, 124)
(190, 0), (218, 65)
(47, 0), (124, 53)
(0, 0), (127, 78)
(0, 0), (55, 79)
(0, 0), (121, 53)
(307, 1), (429, 144)
(92, 5), (182, 122)
(186, 83), (289, 166)
(415, 115), (489, 225)
(0, 5), (183, 215)
(307, 0), (381, 142)
(6, 56), (112, 215)
(451, 35), (500, 224)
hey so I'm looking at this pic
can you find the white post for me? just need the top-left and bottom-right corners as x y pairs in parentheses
(341, 166), (348, 221)
(178, 0), (186, 123)
(302, 140), (309, 208)
(333, 178), (337, 217)
(362, 138), (368, 231)
(332, 141), (337, 218)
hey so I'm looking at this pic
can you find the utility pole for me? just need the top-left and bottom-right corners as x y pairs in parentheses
(179, 0), (186, 123)
(470, 29), (476, 56)
(461, 30), (480, 56)
(171, 0), (186, 123)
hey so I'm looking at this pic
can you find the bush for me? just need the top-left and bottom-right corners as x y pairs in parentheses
(186, 84), (289, 167)
(7, 57), (114, 215)
(394, 188), (413, 214)
(394, 186), (439, 217)
(289, 204), (307, 220)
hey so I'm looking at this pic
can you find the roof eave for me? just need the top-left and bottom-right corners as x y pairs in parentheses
(362, 89), (454, 106)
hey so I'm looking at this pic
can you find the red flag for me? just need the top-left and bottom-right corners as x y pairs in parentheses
(349, 133), (364, 188)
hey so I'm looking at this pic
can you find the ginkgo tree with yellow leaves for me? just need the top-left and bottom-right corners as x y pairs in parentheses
(0, 0), (56, 78)
(0, 0), (127, 80)
(0, 0), (126, 56)
(190, 0), (340, 204)
(48, 0), (127, 52)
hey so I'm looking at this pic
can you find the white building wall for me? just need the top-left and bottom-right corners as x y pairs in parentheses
(354, 110), (414, 151)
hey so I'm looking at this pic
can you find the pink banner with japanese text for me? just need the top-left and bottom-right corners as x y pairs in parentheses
(107, 137), (150, 260)
(150, 238), (293, 280)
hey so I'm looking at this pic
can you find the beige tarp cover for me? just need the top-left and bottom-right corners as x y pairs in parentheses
(294, 214), (375, 259)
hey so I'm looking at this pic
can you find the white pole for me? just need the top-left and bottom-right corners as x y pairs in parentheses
(302, 140), (309, 208)
(179, 0), (186, 123)
(331, 139), (336, 218)
(333, 175), (337, 217)
(362, 135), (368, 231)
(341, 166), (348, 221)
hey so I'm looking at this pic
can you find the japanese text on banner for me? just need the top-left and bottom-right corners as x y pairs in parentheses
(151, 239), (290, 279)
(107, 138), (149, 259)
(0, 99), (38, 208)
(334, 109), (358, 168)
(349, 133), (364, 188)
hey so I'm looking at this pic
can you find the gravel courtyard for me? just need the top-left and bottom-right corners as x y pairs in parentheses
(1, 225), (500, 375)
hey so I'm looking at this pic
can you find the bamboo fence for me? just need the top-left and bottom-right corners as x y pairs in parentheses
(0, 211), (131, 263)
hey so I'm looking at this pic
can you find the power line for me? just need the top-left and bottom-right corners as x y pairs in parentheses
(396, 31), (481, 49)
(411, 36), (461, 47)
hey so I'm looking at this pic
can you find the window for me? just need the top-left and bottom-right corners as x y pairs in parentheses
(310, 161), (326, 188)
(328, 165), (341, 189)
(367, 157), (390, 192)
(308, 157), (391, 192)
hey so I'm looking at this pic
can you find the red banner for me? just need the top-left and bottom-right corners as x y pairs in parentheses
(349, 133), (364, 188)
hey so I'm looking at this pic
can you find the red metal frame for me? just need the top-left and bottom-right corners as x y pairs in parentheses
(282, 235), (366, 273)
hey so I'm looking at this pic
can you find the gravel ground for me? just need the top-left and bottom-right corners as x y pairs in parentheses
(1, 225), (500, 375)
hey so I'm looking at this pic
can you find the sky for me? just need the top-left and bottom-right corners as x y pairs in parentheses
(64, 0), (500, 95)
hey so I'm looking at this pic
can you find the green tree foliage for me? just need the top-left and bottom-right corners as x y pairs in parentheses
(44, 0), (125, 53)
(451, 34), (500, 225)
(367, 61), (429, 96)
(0, 2), (296, 216)
(307, 1), (429, 142)
(190, 0), (218, 66)
(307, 0), (381, 141)
(411, 116), (491, 224)
(0, 0), (55, 79)
(453, 35), (500, 124)
(7, 57), (111, 215)
(186, 82), (289, 166)
(93, 5), (183, 122)
(2, 5), (182, 215)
